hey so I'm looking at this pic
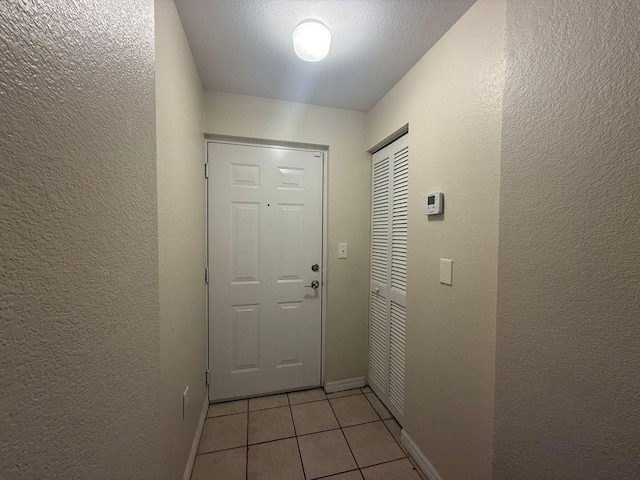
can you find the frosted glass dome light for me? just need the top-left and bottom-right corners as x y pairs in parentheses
(292, 20), (331, 62)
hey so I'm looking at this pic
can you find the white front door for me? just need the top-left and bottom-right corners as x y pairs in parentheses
(207, 141), (323, 401)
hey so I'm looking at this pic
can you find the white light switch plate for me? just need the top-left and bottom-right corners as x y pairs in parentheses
(338, 243), (348, 259)
(440, 259), (453, 285)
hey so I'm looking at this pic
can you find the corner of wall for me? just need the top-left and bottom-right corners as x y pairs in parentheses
(155, 0), (208, 478)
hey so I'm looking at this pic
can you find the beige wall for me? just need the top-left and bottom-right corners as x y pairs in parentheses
(366, 1), (505, 478)
(203, 91), (370, 383)
(155, 1), (207, 479)
(0, 1), (160, 478)
(494, 1), (640, 478)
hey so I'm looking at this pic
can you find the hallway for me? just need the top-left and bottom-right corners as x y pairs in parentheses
(192, 388), (424, 480)
(3, 1), (639, 479)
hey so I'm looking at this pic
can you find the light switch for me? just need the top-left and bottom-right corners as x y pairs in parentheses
(440, 259), (453, 285)
(338, 243), (348, 259)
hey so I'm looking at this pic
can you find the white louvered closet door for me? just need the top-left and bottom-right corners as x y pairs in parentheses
(369, 134), (408, 426)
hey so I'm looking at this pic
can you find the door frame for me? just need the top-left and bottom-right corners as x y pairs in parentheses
(204, 136), (329, 402)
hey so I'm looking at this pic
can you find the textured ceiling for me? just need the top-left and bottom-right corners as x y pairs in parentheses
(174, 0), (476, 112)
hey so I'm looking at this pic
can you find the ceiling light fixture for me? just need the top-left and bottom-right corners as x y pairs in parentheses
(292, 20), (331, 62)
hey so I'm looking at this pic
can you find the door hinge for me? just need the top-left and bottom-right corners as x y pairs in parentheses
(204, 163), (209, 178)
(205, 267), (209, 284)
(314, 151), (322, 157)
(205, 370), (210, 386)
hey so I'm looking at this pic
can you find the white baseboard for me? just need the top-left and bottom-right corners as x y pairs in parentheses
(401, 429), (444, 480)
(323, 376), (366, 393)
(182, 395), (209, 480)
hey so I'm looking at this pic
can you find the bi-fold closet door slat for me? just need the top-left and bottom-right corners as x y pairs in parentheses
(369, 134), (408, 425)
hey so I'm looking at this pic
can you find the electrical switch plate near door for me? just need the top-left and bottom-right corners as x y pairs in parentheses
(338, 243), (348, 259)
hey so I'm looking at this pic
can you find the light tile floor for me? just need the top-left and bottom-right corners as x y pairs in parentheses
(191, 387), (427, 480)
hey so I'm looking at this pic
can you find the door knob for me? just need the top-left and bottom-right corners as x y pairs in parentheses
(305, 280), (320, 289)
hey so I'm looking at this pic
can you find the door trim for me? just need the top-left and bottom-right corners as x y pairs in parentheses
(205, 137), (329, 402)
(367, 123), (409, 154)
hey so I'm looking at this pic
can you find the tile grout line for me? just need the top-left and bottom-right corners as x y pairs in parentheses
(296, 417), (382, 438)
(326, 393), (370, 475)
(204, 419), (375, 453)
(327, 418), (383, 431)
(351, 390), (412, 476)
(325, 390), (363, 400)
(289, 397), (329, 408)
(287, 396), (309, 480)
(312, 468), (360, 480)
(195, 445), (250, 457)
(199, 390), (409, 479)
(360, 456), (411, 471)
(211, 390), (328, 419)
(200, 432), (300, 458)
(313, 455), (417, 480)
(196, 444), (410, 479)
(361, 390), (408, 458)
(329, 392), (385, 431)
(212, 387), (321, 409)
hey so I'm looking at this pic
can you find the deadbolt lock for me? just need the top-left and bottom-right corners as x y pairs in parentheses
(311, 264), (319, 272)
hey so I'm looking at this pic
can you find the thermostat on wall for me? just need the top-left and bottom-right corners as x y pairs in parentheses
(425, 192), (443, 215)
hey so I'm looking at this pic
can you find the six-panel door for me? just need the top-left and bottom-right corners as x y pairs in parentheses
(208, 142), (323, 401)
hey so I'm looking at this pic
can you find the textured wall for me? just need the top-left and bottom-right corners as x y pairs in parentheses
(0, 1), (160, 479)
(366, 1), (504, 478)
(155, 0), (206, 479)
(494, 1), (640, 479)
(203, 91), (370, 383)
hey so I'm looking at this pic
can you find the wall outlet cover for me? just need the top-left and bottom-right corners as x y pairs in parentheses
(183, 386), (190, 419)
(440, 259), (453, 285)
